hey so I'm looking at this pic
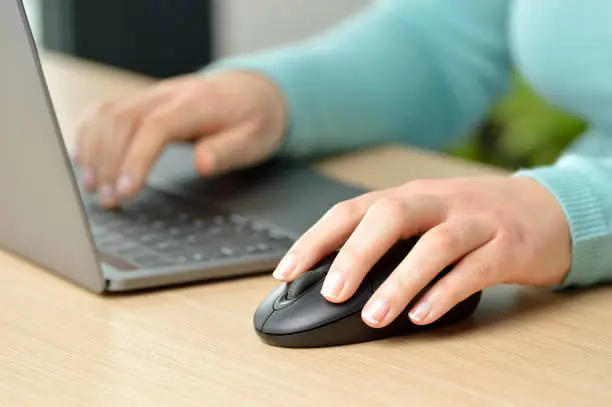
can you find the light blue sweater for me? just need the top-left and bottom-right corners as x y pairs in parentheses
(210, 0), (612, 289)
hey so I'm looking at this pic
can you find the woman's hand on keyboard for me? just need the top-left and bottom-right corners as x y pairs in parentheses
(73, 70), (287, 208)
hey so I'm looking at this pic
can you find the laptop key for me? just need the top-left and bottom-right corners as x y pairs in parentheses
(131, 254), (174, 269)
(115, 243), (147, 256)
(190, 253), (206, 262)
(168, 227), (183, 237)
(95, 232), (124, 246)
(220, 247), (238, 257)
(138, 233), (166, 244)
(120, 225), (149, 238)
(174, 252), (215, 264)
(153, 240), (183, 252)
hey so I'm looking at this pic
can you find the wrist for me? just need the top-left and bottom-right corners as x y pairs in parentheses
(511, 175), (572, 286)
(513, 166), (608, 288)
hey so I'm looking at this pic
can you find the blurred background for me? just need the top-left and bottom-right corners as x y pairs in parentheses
(23, 0), (585, 170)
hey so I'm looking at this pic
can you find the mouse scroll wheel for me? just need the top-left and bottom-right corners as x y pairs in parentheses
(286, 269), (326, 300)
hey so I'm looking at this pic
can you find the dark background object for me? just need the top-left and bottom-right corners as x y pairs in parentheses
(41, 0), (215, 78)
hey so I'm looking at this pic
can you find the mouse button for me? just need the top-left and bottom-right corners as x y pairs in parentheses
(254, 283), (287, 331)
(261, 282), (372, 335)
(273, 252), (338, 310)
(285, 269), (326, 301)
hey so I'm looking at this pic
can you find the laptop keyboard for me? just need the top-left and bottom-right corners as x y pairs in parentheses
(83, 188), (295, 270)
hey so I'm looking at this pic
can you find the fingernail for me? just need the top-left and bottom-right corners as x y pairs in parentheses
(116, 174), (133, 197)
(362, 299), (390, 325)
(83, 168), (95, 190)
(409, 302), (431, 322)
(273, 253), (296, 280)
(320, 272), (344, 298)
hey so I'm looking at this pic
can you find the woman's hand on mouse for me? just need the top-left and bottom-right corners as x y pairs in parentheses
(272, 176), (572, 328)
(73, 70), (287, 208)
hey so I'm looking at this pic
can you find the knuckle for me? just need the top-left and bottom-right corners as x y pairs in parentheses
(142, 112), (167, 129)
(196, 80), (224, 103)
(371, 197), (406, 218)
(329, 200), (362, 222)
(111, 109), (138, 128)
(140, 117), (168, 141)
(94, 101), (139, 131)
(369, 197), (407, 238)
(405, 178), (438, 192)
(170, 92), (198, 112)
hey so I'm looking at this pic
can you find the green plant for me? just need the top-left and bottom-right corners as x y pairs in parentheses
(450, 73), (586, 170)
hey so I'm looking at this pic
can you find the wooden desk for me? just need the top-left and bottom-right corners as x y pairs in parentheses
(1, 53), (610, 407)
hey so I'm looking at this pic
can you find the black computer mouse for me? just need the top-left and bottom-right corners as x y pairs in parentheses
(253, 238), (482, 348)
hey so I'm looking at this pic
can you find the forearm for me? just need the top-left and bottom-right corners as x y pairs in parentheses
(516, 128), (612, 288)
(208, 0), (513, 158)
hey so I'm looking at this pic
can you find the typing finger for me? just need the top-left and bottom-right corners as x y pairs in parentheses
(74, 110), (103, 192)
(97, 91), (174, 205)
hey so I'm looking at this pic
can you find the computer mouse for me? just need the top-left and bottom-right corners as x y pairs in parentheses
(253, 237), (482, 348)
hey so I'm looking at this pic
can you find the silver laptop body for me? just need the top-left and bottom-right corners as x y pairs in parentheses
(0, 0), (364, 293)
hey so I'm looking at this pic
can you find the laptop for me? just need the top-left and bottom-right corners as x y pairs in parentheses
(0, 0), (365, 293)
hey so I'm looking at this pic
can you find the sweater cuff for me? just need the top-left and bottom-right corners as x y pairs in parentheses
(513, 166), (609, 289)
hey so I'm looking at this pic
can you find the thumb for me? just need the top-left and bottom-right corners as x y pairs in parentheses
(194, 120), (273, 176)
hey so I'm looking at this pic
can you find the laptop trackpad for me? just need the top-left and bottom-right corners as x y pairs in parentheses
(147, 144), (366, 236)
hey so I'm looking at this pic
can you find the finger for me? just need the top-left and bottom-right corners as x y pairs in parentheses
(74, 89), (170, 198)
(361, 218), (494, 328)
(98, 91), (172, 188)
(73, 112), (103, 192)
(193, 119), (265, 177)
(271, 190), (388, 282)
(95, 114), (128, 207)
(409, 241), (504, 325)
(407, 240), (502, 325)
(98, 89), (186, 206)
(114, 100), (201, 199)
(320, 195), (446, 303)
